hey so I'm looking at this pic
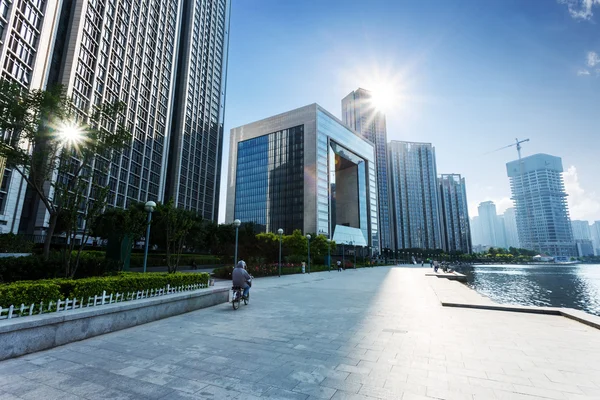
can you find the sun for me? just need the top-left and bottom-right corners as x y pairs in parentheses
(369, 85), (396, 113)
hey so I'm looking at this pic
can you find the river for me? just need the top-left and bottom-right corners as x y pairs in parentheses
(453, 264), (600, 316)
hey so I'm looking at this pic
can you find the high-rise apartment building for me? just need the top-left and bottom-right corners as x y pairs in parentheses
(506, 153), (575, 257)
(470, 216), (483, 246)
(2, 0), (230, 237)
(591, 221), (600, 255)
(0, 0), (63, 233)
(388, 141), (442, 250)
(438, 174), (471, 253)
(342, 89), (391, 250)
(477, 201), (501, 247)
(571, 220), (591, 241)
(226, 104), (380, 253)
(502, 208), (520, 248)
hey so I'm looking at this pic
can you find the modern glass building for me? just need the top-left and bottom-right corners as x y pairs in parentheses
(502, 208), (520, 249)
(388, 141), (442, 250)
(438, 174), (471, 253)
(0, 0), (63, 233)
(226, 104), (379, 253)
(165, 0), (230, 220)
(5, 0), (230, 238)
(506, 153), (576, 257)
(341, 88), (391, 251)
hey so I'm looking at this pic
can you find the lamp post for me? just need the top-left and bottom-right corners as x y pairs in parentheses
(327, 238), (331, 272)
(233, 219), (241, 265)
(342, 242), (345, 269)
(306, 234), (311, 274)
(352, 241), (356, 268)
(142, 201), (156, 273)
(278, 228), (283, 277)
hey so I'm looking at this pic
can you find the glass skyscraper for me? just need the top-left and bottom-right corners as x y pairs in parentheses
(388, 141), (442, 250)
(341, 88), (391, 251)
(0, 0), (63, 233)
(438, 174), (472, 253)
(1, 0), (230, 237)
(506, 153), (576, 257)
(226, 104), (380, 253)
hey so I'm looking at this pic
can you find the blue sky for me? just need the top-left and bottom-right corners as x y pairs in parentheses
(218, 0), (600, 223)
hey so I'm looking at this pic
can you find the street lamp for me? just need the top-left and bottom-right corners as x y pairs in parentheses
(351, 241), (356, 269)
(342, 242), (345, 270)
(327, 238), (331, 272)
(142, 200), (156, 273)
(278, 228), (283, 277)
(306, 234), (311, 274)
(233, 219), (241, 265)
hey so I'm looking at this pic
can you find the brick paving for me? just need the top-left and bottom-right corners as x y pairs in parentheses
(0, 267), (599, 399)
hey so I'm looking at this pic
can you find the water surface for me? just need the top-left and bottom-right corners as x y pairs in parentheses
(454, 264), (600, 316)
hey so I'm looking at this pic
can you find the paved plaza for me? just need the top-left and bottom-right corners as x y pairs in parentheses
(1, 267), (600, 400)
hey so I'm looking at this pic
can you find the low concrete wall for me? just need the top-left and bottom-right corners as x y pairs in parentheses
(0, 287), (229, 361)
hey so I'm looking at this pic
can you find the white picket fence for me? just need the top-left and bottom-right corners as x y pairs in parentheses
(0, 283), (207, 320)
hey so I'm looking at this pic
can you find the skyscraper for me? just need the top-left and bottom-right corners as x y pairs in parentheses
(477, 201), (503, 247)
(506, 153), (575, 257)
(165, 0), (230, 220)
(388, 141), (442, 250)
(502, 208), (520, 249)
(341, 89), (391, 250)
(438, 174), (472, 253)
(591, 221), (600, 255)
(571, 220), (591, 241)
(3, 0), (230, 237)
(0, 0), (63, 233)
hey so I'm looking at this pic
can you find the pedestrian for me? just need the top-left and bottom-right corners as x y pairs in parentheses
(191, 259), (197, 270)
(337, 260), (342, 272)
(430, 259), (434, 268)
(421, 259), (424, 267)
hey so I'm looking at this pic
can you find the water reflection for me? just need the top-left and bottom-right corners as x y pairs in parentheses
(454, 264), (600, 316)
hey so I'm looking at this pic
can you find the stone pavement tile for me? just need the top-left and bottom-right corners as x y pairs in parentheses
(112, 365), (177, 385)
(493, 389), (555, 400)
(225, 380), (274, 397)
(194, 384), (241, 399)
(260, 373), (306, 391)
(0, 378), (39, 397)
(527, 380), (586, 395)
(345, 372), (387, 388)
(320, 378), (362, 393)
(468, 377), (515, 392)
(263, 387), (309, 399)
(578, 386), (600, 397)
(312, 366), (350, 381)
(427, 371), (469, 385)
(292, 382), (336, 399)
(289, 370), (327, 385)
(485, 372), (532, 386)
(426, 386), (474, 400)
(19, 385), (81, 400)
(163, 377), (209, 394)
(330, 390), (377, 400)
(406, 374), (450, 390)
(357, 384), (402, 399)
(336, 363), (371, 375)
(382, 380), (426, 397)
(0, 392), (22, 400)
(357, 360), (392, 374)
(510, 384), (567, 400)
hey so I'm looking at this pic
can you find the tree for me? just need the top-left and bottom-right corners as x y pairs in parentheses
(283, 229), (308, 264)
(0, 79), (129, 262)
(153, 200), (203, 273)
(309, 234), (335, 265)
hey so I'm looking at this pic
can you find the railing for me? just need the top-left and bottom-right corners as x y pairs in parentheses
(0, 283), (207, 320)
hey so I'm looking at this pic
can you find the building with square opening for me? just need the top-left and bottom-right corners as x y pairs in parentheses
(225, 104), (380, 254)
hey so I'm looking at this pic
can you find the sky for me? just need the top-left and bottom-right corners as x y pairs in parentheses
(218, 0), (600, 224)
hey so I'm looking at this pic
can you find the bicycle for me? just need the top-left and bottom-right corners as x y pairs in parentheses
(231, 285), (249, 310)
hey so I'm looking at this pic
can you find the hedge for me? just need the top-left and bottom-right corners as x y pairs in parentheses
(128, 253), (222, 268)
(213, 261), (384, 279)
(0, 272), (209, 309)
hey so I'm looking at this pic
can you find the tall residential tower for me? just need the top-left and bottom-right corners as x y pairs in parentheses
(506, 153), (575, 257)
(388, 141), (442, 250)
(341, 89), (391, 251)
(438, 174), (472, 253)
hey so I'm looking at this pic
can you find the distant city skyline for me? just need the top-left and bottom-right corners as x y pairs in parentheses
(218, 0), (599, 223)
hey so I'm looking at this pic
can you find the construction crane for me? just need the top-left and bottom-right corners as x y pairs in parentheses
(488, 138), (530, 160)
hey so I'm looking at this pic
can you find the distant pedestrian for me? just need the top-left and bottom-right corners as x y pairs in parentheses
(337, 260), (342, 272)
(421, 259), (424, 267)
(191, 260), (197, 270)
(430, 259), (434, 268)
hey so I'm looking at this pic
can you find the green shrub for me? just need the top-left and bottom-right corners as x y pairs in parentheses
(0, 233), (34, 253)
(128, 253), (222, 268)
(0, 272), (209, 308)
(0, 281), (62, 308)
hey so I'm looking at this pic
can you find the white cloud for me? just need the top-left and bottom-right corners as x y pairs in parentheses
(577, 69), (591, 75)
(587, 51), (600, 67)
(559, 0), (600, 20)
(564, 166), (600, 221)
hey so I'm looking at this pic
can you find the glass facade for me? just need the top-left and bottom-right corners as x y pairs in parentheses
(317, 109), (378, 252)
(388, 141), (442, 250)
(234, 126), (304, 233)
(438, 174), (472, 253)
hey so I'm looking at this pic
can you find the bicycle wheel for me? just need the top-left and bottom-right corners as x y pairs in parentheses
(232, 292), (240, 310)
(243, 293), (249, 305)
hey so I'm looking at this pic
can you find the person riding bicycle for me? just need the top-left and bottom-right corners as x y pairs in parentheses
(232, 260), (252, 299)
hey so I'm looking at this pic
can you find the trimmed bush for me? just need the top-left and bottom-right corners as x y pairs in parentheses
(0, 281), (62, 309)
(0, 272), (209, 308)
(128, 253), (222, 268)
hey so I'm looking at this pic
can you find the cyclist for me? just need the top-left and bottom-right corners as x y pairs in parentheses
(232, 260), (252, 299)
